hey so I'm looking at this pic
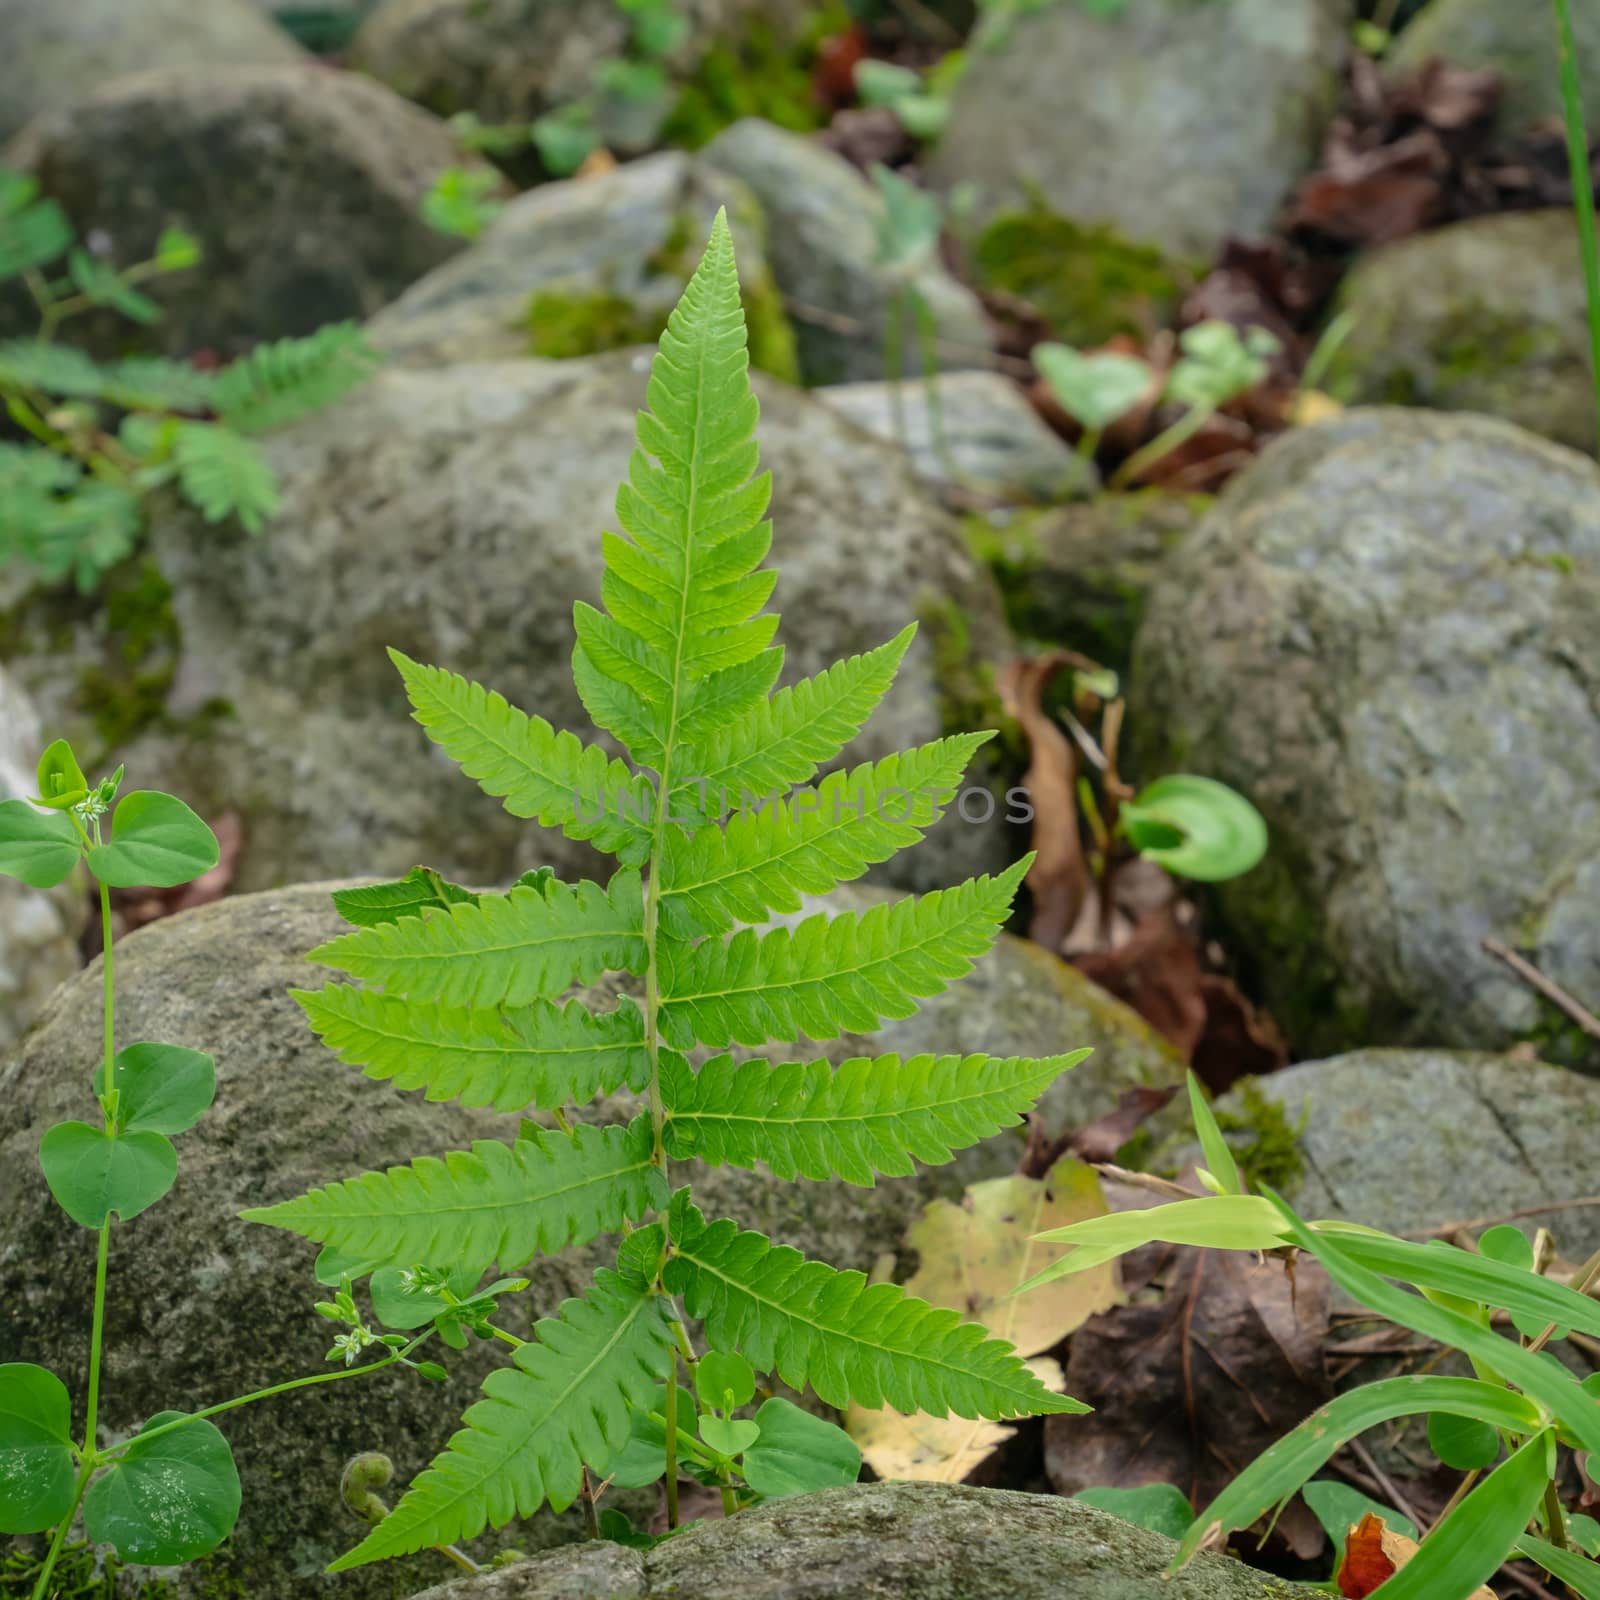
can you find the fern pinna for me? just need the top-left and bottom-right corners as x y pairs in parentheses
(243, 212), (1089, 1567)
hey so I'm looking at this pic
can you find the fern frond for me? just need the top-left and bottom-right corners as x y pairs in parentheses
(660, 1048), (1086, 1185)
(308, 871), (646, 1008)
(293, 986), (651, 1113)
(213, 323), (381, 435)
(388, 650), (655, 867)
(657, 857), (1029, 1048)
(571, 208), (780, 774)
(0, 340), (108, 399)
(670, 624), (917, 819)
(99, 357), (218, 413)
(328, 1269), (675, 1569)
(241, 1116), (666, 1276)
(174, 422), (279, 534)
(658, 733), (992, 938)
(664, 1197), (1084, 1419)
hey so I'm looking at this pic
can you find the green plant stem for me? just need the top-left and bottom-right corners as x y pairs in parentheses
(663, 1350), (681, 1530)
(1542, 1476), (1569, 1550)
(1108, 406), (1211, 490)
(1552, 0), (1600, 448)
(29, 1463), (94, 1600)
(1075, 426), (1102, 462)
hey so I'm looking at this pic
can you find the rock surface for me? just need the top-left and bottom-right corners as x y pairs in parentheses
(1132, 409), (1600, 1061)
(1387, 0), (1600, 137)
(368, 151), (795, 376)
(968, 492), (1207, 671)
(927, 0), (1347, 258)
(815, 373), (1093, 502)
(0, 0), (306, 144)
(0, 881), (1174, 1596)
(1219, 1050), (1600, 1260)
(703, 119), (993, 385)
(6, 354), (1018, 896)
(0, 668), (83, 1055)
(1328, 211), (1596, 454)
(4, 65), (468, 358)
(349, 0), (815, 145)
(409, 1481), (1302, 1599)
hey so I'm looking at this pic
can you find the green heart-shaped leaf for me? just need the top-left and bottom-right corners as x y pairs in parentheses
(1033, 343), (1152, 432)
(1428, 1409), (1501, 1471)
(33, 739), (88, 810)
(695, 1351), (756, 1410)
(0, 800), (80, 888)
(1120, 774), (1267, 882)
(84, 1413), (240, 1564)
(38, 1122), (176, 1228)
(698, 1415), (760, 1457)
(0, 1364), (77, 1534)
(607, 1382), (692, 1490)
(1073, 1482), (1196, 1540)
(740, 1398), (861, 1498)
(94, 1043), (215, 1136)
(86, 791), (218, 889)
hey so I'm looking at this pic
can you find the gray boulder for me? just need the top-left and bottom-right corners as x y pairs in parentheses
(5, 353), (1014, 897)
(816, 372), (1093, 503)
(1215, 1050), (1600, 1260)
(1387, 0), (1600, 138)
(0, 667), (83, 1055)
(0, 0), (305, 144)
(1328, 211), (1597, 455)
(4, 65), (469, 358)
(368, 150), (796, 378)
(349, 0), (814, 144)
(410, 1481), (1302, 1600)
(703, 119), (993, 386)
(0, 879), (1174, 1596)
(1132, 409), (1600, 1062)
(926, 0), (1348, 259)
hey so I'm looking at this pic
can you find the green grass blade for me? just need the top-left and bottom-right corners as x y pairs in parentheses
(1516, 1533), (1600, 1599)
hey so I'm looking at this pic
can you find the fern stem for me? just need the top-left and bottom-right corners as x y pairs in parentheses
(663, 1352), (681, 1529)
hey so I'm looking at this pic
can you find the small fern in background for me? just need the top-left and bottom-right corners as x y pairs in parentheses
(244, 212), (1090, 1564)
(0, 169), (380, 591)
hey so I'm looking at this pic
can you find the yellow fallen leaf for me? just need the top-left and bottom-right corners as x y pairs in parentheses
(1289, 389), (1345, 428)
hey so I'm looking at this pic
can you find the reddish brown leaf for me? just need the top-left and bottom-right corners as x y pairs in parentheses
(1073, 907), (1208, 1058)
(1191, 974), (1290, 1094)
(812, 25), (869, 110)
(1336, 1513), (1396, 1597)
(1047, 1241), (1331, 1561)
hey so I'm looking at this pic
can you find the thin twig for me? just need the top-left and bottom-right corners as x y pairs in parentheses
(1402, 1195), (1600, 1239)
(1482, 936), (1600, 1040)
(1342, 1436), (1425, 1533)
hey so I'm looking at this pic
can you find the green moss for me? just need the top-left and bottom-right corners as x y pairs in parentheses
(971, 200), (1188, 347)
(1216, 1078), (1307, 1193)
(916, 595), (1025, 775)
(1524, 997), (1597, 1070)
(525, 288), (670, 360)
(73, 559), (181, 761)
(1, 1538), (177, 1600)
(661, 4), (850, 150)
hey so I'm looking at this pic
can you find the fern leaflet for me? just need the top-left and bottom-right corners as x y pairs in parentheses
(661, 1048), (1088, 1185)
(308, 871), (646, 1007)
(241, 1117), (666, 1277)
(658, 733), (992, 938)
(664, 1196), (1085, 1418)
(328, 1269), (675, 1568)
(293, 986), (651, 1113)
(213, 323), (381, 435)
(389, 649), (654, 866)
(658, 858), (1029, 1048)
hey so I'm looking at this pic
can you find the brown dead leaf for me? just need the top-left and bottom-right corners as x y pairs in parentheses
(1000, 654), (1090, 949)
(1046, 1240), (1331, 1560)
(1335, 1513), (1495, 1599)
(1191, 973), (1289, 1094)
(1073, 906), (1209, 1059)
(847, 1156), (1118, 1484)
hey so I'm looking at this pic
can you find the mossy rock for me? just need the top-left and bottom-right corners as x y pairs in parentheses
(368, 150), (797, 378)
(970, 202), (1189, 347)
(965, 492), (1207, 674)
(1326, 211), (1597, 455)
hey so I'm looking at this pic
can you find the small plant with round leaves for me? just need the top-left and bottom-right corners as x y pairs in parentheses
(242, 212), (1091, 1568)
(0, 742), (444, 1599)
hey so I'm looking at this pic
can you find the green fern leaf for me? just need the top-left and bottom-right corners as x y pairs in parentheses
(658, 733), (992, 938)
(664, 1196), (1085, 1418)
(293, 986), (651, 1113)
(213, 323), (380, 435)
(657, 857), (1029, 1048)
(241, 1116), (666, 1276)
(571, 209), (780, 774)
(661, 1048), (1087, 1185)
(308, 871), (646, 1007)
(670, 624), (916, 820)
(99, 357), (218, 413)
(388, 650), (654, 866)
(173, 422), (279, 533)
(328, 1268), (675, 1569)
(0, 340), (108, 399)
